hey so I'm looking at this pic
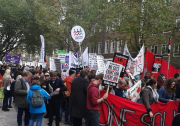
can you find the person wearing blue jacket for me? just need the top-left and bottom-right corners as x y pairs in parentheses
(158, 78), (176, 103)
(27, 80), (50, 126)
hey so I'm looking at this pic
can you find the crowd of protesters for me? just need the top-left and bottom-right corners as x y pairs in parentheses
(0, 62), (180, 126)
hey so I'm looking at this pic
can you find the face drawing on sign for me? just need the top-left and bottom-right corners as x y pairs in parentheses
(73, 29), (78, 36)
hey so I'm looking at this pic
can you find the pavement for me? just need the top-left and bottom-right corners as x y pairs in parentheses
(0, 99), (85, 126)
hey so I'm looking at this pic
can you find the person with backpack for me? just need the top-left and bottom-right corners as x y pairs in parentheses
(27, 80), (50, 126)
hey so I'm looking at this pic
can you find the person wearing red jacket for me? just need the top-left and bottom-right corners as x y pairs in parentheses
(86, 74), (108, 126)
(64, 70), (76, 124)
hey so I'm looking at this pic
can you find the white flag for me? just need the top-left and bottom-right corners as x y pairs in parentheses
(123, 44), (144, 76)
(82, 47), (89, 67)
(39, 35), (45, 63)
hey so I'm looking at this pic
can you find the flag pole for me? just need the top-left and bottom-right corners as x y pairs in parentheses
(167, 37), (171, 79)
(79, 42), (84, 70)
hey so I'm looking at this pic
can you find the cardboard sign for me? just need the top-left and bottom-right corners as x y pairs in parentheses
(152, 55), (162, 73)
(62, 63), (69, 70)
(49, 57), (61, 71)
(103, 61), (123, 87)
(126, 81), (141, 102)
(113, 53), (129, 78)
(71, 26), (85, 42)
(58, 50), (66, 63)
(89, 53), (98, 70)
(97, 55), (105, 73)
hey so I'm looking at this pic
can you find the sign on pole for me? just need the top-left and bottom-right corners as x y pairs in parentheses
(49, 57), (61, 71)
(152, 55), (162, 73)
(103, 61), (123, 87)
(58, 50), (66, 63)
(89, 53), (98, 70)
(71, 25), (85, 69)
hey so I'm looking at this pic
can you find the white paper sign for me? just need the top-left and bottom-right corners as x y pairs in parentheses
(71, 26), (85, 42)
(126, 81), (141, 102)
(49, 57), (61, 71)
(89, 53), (98, 70)
(103, 61), (123, 87)
(97, 55), (105, 72)
(58, 53), (66, 63)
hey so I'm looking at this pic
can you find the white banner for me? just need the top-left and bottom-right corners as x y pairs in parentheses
(49, 57), (61, 71)
(123, 44), (144, 76)
(69, 51), (82, 68)
(126, 81), (141, 102)
(89, 53), (98, 70)
(39, 35), (45, 63)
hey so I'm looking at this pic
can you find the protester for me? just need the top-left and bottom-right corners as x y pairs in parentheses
(86, 74), (108, 126)
(41, 72), (50, 118)
(1, 65), (6, 76)
(158, 78), (176, 103)
(69, 70), (89, 126)
(46, 72), (67, 126)
(30, 70), (40, 86)
(27, 80), (50, 126)
(88, 74), (95, 83)
(114, 79), (126, 98)
(64, 70), (76, 124)
(174, 73), (180, 83)
(141, 79), (159, 118)
(157, 74), (166, 91)
(14, 71), (32, 126)
(2, 69), (12, 111)
(141, 71), (151, 89)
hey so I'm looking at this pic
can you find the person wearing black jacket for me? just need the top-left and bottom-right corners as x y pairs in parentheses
(46, 72), (67, 126)
(69, 70), (89, 126)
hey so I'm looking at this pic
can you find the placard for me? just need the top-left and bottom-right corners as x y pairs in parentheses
(103, 61), (123, 87)
(62, 63), (69, 70)
(97, 55), (105, 72)
(113, 53), (129, 78)
(58, 50), (66, 63)
(71, 26), (85, 42)
(89, 53), (98, 70)
(152, 55), (162, 73)
(49, 57), (61, 71)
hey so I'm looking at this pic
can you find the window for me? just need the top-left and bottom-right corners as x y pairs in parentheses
(151, 45), (158, 54)
(117, 40), (122, 52)
(110, 40), (115, 53)
(90, 46), (93, 53)
(173, 43), (180, 57)
(105, 41), (109, 53)
(106, 26), (109, 32)
(176, 18), (180, 30)
(98, 42), (102, 54)
(94, 45), (96, 53)
(161, 44), (168, 55)
(144, 46), (147, 54)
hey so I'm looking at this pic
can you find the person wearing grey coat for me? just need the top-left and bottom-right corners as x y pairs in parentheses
(14, 71), (31, 126)
(141, 79), (159, 118)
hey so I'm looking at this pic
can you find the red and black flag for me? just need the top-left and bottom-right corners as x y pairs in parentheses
(167, 37), (171, 56)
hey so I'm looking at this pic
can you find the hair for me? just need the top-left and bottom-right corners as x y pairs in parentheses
(174, 73), (180, 79)
(2, 69), (11, 82)
(34, 70), (39, 75)
(118, 79), (127, 85)
(88, 74), (96, 82)
(63, 69), (67, 72)
(95, 74), (103, 80)
(16, 75), (22, 81)
(146, 78), (157, 86)
(80, 70), (86, 78)
(32, 80), (40, 86)
(51, 72), (57, 77)
(146, 71), (151, 74)
(57, 72), (61, 78)
(164, 78), (176, 95)
(22, 71), (32, 77)
(14, 71), (23, 80)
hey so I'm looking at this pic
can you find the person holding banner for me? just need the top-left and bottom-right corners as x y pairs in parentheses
(141, 79), (159, 118)
(158, 78), (176, 103)
(87, 74), (108, 126)
(114, 79), (127, 98)
(141, 71), (151, 89)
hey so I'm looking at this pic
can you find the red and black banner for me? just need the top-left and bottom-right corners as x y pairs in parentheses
(113, 53), (129, 78)
(152, 55), (163, 73)
(100, 91), (178, 126)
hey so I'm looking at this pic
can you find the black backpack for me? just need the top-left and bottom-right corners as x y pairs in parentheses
(31, 89), (43, 107)
(11, 79), (23, 96)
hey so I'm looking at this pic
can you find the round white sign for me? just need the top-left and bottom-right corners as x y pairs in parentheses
(71, 26), (85, 42)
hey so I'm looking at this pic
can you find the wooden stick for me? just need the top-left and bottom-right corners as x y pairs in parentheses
(106, 85), (109, 94)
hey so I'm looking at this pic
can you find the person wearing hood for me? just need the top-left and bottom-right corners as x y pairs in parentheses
(27, 80), (50, 126)
(86, 74), (108, 126)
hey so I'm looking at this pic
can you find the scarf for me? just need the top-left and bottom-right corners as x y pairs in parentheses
(147, 85), (159, 102)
